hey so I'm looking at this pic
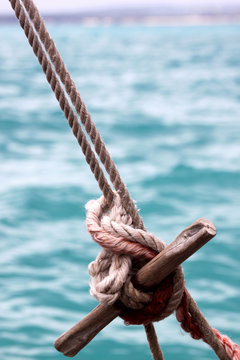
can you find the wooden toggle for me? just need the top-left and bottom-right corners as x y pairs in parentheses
(54, 218), (216, 357)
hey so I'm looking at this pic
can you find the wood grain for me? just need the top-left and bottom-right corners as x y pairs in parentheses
(54, 303), (121, 357)
(54, 218), (216, 357)
(135, 218), (216, 288)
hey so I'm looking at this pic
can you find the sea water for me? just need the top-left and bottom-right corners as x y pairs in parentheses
(0, 23), (240, 360)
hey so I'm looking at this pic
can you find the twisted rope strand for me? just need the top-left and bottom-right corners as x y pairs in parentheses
(10, 0), (113, 206)
(176, 289), (238, 360)
(144, 323), (164, 360)
(21, 0), (143, 229)
(213, 329), (240, 360)
(188, 293), (239, 360)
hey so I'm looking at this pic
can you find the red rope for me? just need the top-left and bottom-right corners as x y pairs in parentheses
(176, 289), (240, 359)
(213, 329), (240, 360)
(121, 274), (174, 325)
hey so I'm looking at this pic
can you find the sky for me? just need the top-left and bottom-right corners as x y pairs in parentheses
(2, 0), (240, 15)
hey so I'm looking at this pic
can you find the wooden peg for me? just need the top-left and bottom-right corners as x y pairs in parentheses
(55, 218), (216, 357)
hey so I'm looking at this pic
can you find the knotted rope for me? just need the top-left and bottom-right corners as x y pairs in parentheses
(87, 194), (184, 321)
(9, 1), (240, 359)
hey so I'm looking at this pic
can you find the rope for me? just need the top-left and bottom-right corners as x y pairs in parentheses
(9, 0), (113, 206)
(86, 194), (184, 318)
(176, 289), (239, 360)
(19, 0), (144, 229)
(144, 323), (164, 360)
(9, 1), (240, 359)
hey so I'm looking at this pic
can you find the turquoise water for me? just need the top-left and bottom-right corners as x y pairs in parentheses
(0, 23), (240, 360)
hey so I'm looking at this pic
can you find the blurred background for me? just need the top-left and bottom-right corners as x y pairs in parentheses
(0, 1), (240, 359)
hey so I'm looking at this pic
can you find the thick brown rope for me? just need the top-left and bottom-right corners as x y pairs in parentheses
(21, 0), (143, 229)
(9, 0), (114, 207)
(144, 323), (164, 360)
(176, 289), (232, 360)
(187, 292), (232, 360)
(9, 1), (234, 360)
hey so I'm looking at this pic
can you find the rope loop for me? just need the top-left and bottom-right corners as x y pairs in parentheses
(86, 193), (185, 324)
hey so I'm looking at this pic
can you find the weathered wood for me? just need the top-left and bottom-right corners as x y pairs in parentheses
(54, 218), (216, 357)
(135, 218), (216, 288)
(54, 303), (121, 357)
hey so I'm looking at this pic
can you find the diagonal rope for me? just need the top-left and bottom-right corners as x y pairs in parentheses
(9, 0), (114, 207)
(20, 0), (144, 230)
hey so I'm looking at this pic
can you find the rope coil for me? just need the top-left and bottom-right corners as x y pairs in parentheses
(86, 193), (185, 322)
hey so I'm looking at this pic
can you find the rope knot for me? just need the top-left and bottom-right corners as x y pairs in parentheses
(86, 194), (185, 324)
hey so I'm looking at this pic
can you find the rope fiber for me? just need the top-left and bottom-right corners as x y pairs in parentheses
(9, 1), (240, 359)
(20, 0), (144, 229)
